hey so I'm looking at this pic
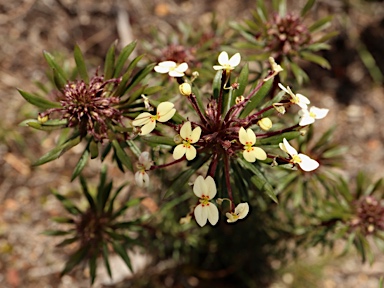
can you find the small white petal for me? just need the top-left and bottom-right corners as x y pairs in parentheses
(185, 145), (197, 160)
(140, 120), (156, 135)
(311, 107), (329, 119)
(243, 150), (256, 162)
(253, 147), (267, 160)
(175, 62), (188, 73)
(154, 66), (171, 74)
(180, 122), (192, 140)
(280, 138), (298, 157)
(228, 53), (241, 67)
(213, 65), (224, 70)
(299, 115), (315, 126)
(298, 154), (319, 171)
(158, 61), (177, 68)
(239, 127), (248, 145)
(226, 212), (238, 223)
(157, 102), (174, 115)
(246, 128), (256, 145)
(135, 171), (149, 187)
(205, 176), (217, 199)
(278, 83), (290, 94)
(190, 126), (202, 143)
(207, 204), (219, 225)
(217, 51), (229, 66)
(173, 144), (186, 160)
(193, 176), (205, 198)
(194, 204), (208, 227)
(296, 94), (310, 105)
(132, 112), (152, 126)
(234, 203), (249, 219)
(169, 70), (185, 77)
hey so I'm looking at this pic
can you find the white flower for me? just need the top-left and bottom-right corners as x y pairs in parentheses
(193, 176), (219, 227)
(132, 102), (176, 135)
(298, 106), (329, 126)
(226, 203), (250, 223)
(173, 122), (201, 161)
(213, 51), (241, 72)
(239, 127), (267, 163)
(134, 152), (153, 188)
(154, 61), (188, 77)
(264, 57), (283, 81)
(278, 83), (310, 110)
(279, 138), (319, 172)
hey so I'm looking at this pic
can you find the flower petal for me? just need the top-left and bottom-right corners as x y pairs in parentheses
(226, 212), (238, 223)
(213, 65), (224, 70)
(311, 107), (329, 119)
(243, 149), (256, 162)
(194, 204), (208, 227)
(132, 112), (152, 126)
(173, 144), (186, 160)
(140, 120), (156, 135)
(298, 154), (319, 171)
(239, 127), (248, 145)
(280, 138), (298, 156)
(169, 70), (185, 77)
(204, 176), (217, 199)
(235, 203), (249, 219)
(253, 147), (267, 160)
(158, 108), (176, 122)
(207, 203), (219, 225)
(246, 128), (256, 145)
(158, 61), (177, 68)
(190, 126), (202, 143)
(185, 145), (197, 161)
(154, 66), (171, 74)
(135, 171), (149, 187)
(193, 175), (205, 198)
(175, 62), (188, 73)
(228, 53), (241, 67)
(217, 51), (229, 66)
(180, 122), (192, 139)
(299, 115), (315, 126)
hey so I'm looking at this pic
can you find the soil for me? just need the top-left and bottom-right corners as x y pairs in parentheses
(0, 0), (384, 287)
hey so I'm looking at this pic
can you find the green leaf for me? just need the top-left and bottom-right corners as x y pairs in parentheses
(89, 140), (99, 159)
(142, 135), (175, 146)
(112, 198), (143, 220)
(124, 63), (157, 96)
(89, 253), (97, 285)
(300, 52), (331, 69)
(309, 16), (332, 33)
(43, 51), (67, 82)
(240, 78), (273, 118)
(51, 217), (74, 224)
(102, 242), (112, 279)
(112, 139), (133, 172)
(79, 175), (96, 210)
(112, 242), (133, 272)
(74, 44), (89, 83)
(234, 63), (249, 99)
(301, 0), (315, 17)
(52, 68), (67, 90)
(26, 121), (65, 131)
(212, 70), (222, 99)
(71, 149), (89, 181)
(33, 135), (81, 166)
(18, 89), (61, 109)
(43, 230), (74, 236)
(290, 61), (309, 85)
(114, 54), (144, 97)
(113, 41), (137, 78)
(237, 158), (277, 203)
(56, 237), (79, 247)
(104, 42), (116, 80)
(61, 246), (90, 276)
(52, 190), (82, 215)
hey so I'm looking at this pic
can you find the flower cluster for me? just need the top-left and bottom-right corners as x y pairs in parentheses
(131, 50), (329, 227)
(351, 196), (384, 235)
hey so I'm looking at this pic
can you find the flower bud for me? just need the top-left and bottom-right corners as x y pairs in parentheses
(235, 95), (244, 104)
(37, 115), (49, 123)
(258, 117), (273, 131)
(179, 82), (191, 96)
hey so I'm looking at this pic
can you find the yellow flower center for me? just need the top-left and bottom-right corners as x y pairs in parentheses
(309, 111), (316, 118)
(292, 155), (301, 164)
(199, 195), (210, 206)
(244, 143), (254, 152)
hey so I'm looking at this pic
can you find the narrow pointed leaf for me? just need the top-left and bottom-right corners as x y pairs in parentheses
(301, 0), (315, 17)
(102, 243), (112, 279)
(309, 16), (332, 33)
(71, 149), (89, 181)
(52, 190), (82, 215)
(79, 175), (96, 210)
(18, 89), (61, 109)
(113, 41), (137, 78)
(89, 253), (97, 285)
(61, 246), (90, 276)
(104, 42), (116, 80)
(74, 44), (89, 83)
(112, 242), (133, 272)
(43, 50), (67, 81)
(112, 140), (133, 171)
(301, 52), (331, 69)
(212, 70), (222, 99)
(240, 78), (273, 118)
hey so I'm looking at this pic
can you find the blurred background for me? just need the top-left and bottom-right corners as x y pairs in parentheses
(0, 0), (384, 287)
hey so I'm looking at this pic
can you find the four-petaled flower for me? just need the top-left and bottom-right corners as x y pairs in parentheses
(239, 127), (267, 163)
(226, 203), (250, 223)
(132, 102), (176, 135)
(298, 106), (329, 126)
(173, 121), (202, 161)
(135, 152), (153, 188)
(154, 61), (188, 77)
(193, 176), (219, 227)
(279, 138), (319, 172)
(278, 83), (310, 110)
(213, 51), (241, 72)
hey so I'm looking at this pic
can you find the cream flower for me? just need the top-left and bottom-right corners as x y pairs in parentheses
(279, 138), (319, 172)
(298, 106), (329, 126)
(239, 127), (267, 162)
(193, 176), (219, 227)
(173, 122), (201, 161)
(154, 61), (188, 77)
(132, 102), (176, 135)
(213, 51), (241, 72)
(226, 203), (250, 223)
(278, 83), (310, 110)
(135, 152), (153, 187)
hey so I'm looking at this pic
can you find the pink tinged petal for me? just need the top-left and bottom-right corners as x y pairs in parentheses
(190, 126), (202, 143)
(239, 127), (248, 145)
(173, 144), (186, 160)
(228, 53), (241, 67)
(299, 115), (315, 126)
(298, 154), (319, 171)
(246, 128), (256, 145)
(185, 145), (197, 160)
(213, 65), (224, 70)
(168, 70), (185, 77)
(253, 147), (267, 160)
(175, 62), (188, 73)
(140, 120), (156, 135)
(193, 175), (205, 198)
(235, 203), (249, 219)
(207, 203), (219, 225)
(194, 204), (208, 227)
(180, 122), (192, 140)
(204, 176), (217, 199)
(217, 51), (229, 66)
(132, 112), (152, 126)
(243, 150), (256, 162)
